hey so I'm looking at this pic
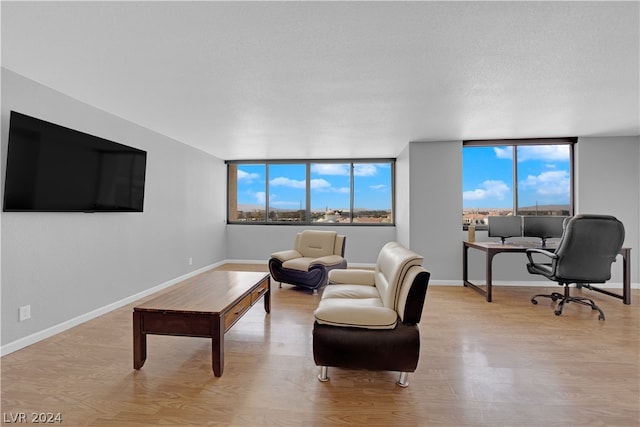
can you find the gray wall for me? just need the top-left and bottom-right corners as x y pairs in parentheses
(225, 224), (396, 265)
(1, 69), (226, 348)
(575, 136), (639, 284)
(405, 140), (463, 281)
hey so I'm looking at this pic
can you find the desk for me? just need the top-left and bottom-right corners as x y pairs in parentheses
(462, 241), (631, 304)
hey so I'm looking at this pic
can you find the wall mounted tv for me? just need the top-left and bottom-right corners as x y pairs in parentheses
(3, 111), (147, 212)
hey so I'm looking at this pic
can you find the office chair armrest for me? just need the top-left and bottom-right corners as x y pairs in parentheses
(525, 248), (557, 265)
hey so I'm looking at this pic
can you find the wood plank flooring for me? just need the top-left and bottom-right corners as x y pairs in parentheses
(2, 263), (639, 426)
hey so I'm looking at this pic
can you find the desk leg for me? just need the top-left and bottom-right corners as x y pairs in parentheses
(462, 245), (469, 286)
(486, 251), (495, 303)
(212, 315), (224, 377)
(623, 248), (631, 305)
(133, 311), (146, 369)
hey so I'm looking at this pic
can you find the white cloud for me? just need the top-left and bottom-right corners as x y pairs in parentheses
(270, 176), (306, 189)
(494, 147), (513, 160)
(518, 145), (569, 162)
(311, 164), (349, 176)
(354, 164), (378, 176)
(237, 169), (260, 183)
(310, 178), (331, 190)
(370, 184), (387, 191)
(270, 200), (301, 207)
(463, 180), (510, 201)
(520, 170), (569, 197)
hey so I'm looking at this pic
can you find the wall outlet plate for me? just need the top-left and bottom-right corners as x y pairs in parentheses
(19, 305), (31, 322)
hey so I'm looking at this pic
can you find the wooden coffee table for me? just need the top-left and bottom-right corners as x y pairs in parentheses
(133, 270), (270, 376)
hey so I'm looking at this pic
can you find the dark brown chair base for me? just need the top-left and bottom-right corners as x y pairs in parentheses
(313, 322), (420, 387)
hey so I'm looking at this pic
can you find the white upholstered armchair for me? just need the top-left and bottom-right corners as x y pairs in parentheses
(269, 230), (347, 292)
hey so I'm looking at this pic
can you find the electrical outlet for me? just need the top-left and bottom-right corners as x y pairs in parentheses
(188, 257), (193, 265)
(19, 305), (31, 322)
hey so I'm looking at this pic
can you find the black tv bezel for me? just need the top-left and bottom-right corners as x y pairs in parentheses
(522, 215), (567, 245)
(3, 111), (147, 213)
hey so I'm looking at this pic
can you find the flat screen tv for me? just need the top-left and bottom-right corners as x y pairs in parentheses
(3, 111), (147, 212)
(523, 215), (568, 246)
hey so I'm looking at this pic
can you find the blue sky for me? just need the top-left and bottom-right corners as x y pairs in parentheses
(236, 163), (392, 211)
(463, 145), (570, 209)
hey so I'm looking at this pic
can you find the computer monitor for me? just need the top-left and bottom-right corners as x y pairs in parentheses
(522, 216), (568, 246)
(488, 216), (522, 244)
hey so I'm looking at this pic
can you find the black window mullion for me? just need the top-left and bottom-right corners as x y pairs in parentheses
(513, 146), (518, 215)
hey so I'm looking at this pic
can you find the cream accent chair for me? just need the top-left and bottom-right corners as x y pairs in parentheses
(269, 230), (347, 292)
(312, 242), (430, 387)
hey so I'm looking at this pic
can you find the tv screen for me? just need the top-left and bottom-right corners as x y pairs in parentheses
(3, 111), (147, 212)
(523, 216), (568, 245)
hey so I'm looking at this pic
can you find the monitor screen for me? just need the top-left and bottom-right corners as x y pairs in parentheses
(488, 216), (522, 243)
(3, 111), (147, 212)
(523, 216), (568, 245)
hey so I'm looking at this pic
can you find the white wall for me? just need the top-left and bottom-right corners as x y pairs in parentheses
(1, 69), (227, 349)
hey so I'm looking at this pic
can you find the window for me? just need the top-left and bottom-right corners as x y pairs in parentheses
(268, 163), (307, 223)
(228, 160), (394, 225)
(462, 138), (575, 228)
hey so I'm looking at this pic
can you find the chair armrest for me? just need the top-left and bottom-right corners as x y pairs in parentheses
(328, 269), (375, 286)
(525, 248), (558, 264)
(310, 255), (345, 267)
(271, 249), (302, 263)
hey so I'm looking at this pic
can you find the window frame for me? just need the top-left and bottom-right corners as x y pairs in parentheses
(462, 137), (576, 230)
(227, 158), (395, 226)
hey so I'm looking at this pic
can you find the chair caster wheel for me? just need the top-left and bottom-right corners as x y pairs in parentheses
(551, 296), (558, 302)
(554, 310), (562, 316)
(598, 314), (605, 321)
(531, 299), (538, 305)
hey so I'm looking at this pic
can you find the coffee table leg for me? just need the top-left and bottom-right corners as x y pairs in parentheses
(212, 315), (224, 376)
(133, 311), (147, 369)
(264, 277), (271, 313)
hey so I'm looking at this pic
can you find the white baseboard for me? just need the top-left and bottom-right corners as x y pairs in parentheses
(0, 262), (223, 357)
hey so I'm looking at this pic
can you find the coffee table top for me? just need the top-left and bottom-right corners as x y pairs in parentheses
(134, 270), (269, 314)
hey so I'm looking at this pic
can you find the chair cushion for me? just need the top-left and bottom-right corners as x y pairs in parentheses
(282, 257), (315, 272)
(328, 269), (375, 286)
(311, 254), (346, 267)
(296, 230), (337, 258)
(314, 297), (398, 329)
(322, 284), (380, 300)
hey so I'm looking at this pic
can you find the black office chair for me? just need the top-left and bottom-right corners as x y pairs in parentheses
(525, 214), (625, 321)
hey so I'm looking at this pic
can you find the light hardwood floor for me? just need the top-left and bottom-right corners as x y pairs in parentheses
(2, 263), (639, 426)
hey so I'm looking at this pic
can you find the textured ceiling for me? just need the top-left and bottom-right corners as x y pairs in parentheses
(2, 1), (638, 160)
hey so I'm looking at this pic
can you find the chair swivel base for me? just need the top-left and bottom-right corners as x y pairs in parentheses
(531, 286), (605, 320)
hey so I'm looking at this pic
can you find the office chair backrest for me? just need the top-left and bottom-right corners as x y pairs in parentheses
(553, 214), (625, 283)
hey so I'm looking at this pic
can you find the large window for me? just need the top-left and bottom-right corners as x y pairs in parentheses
(228, 160), (394, 225)
(462, 138), (575, 228)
